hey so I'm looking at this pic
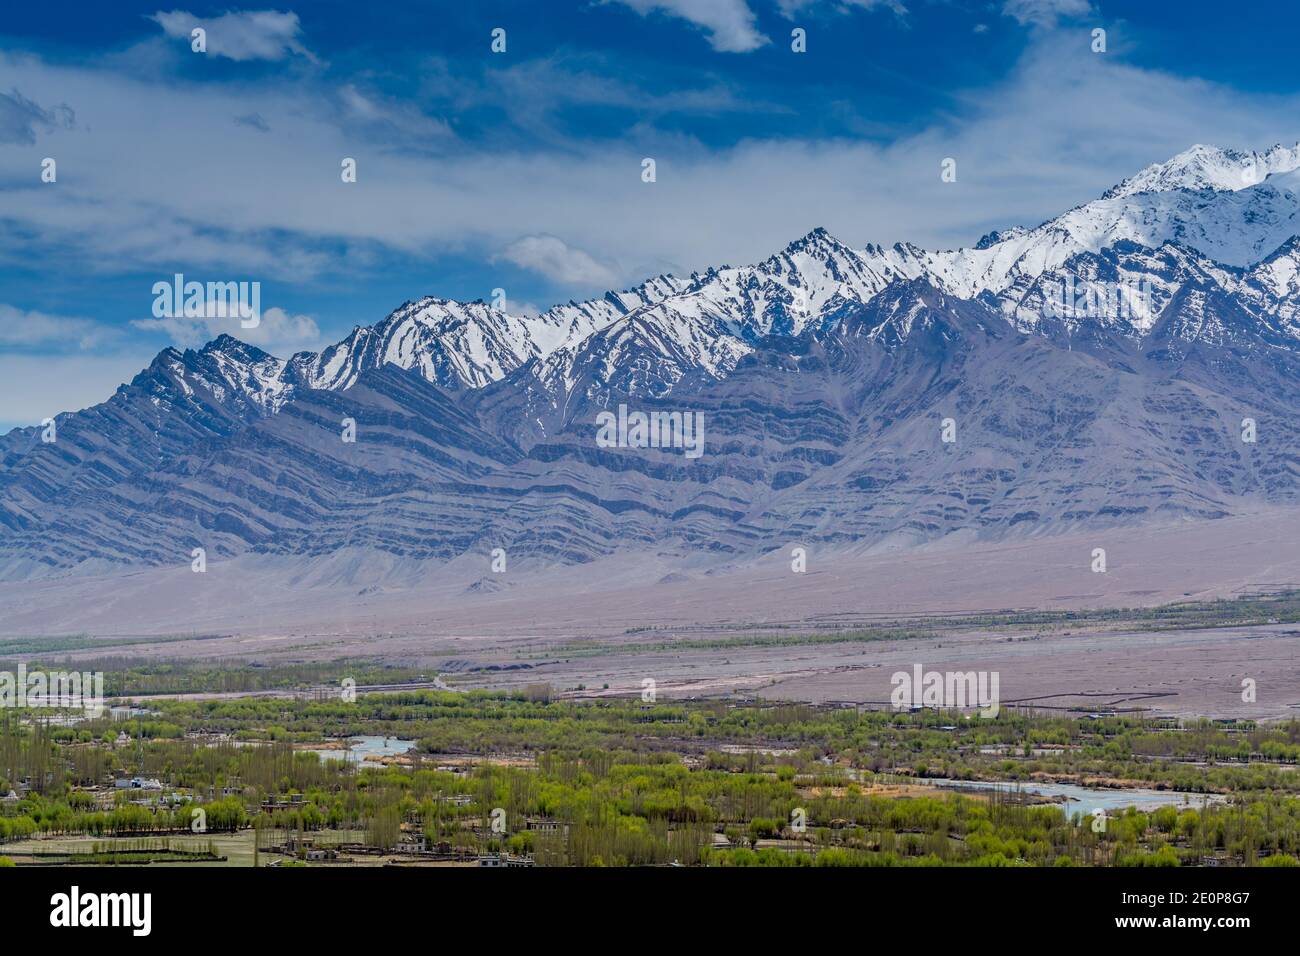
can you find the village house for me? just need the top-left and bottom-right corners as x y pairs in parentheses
(525, 818), (564, 834)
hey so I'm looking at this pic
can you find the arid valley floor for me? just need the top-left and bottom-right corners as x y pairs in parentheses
(4, 510), (1299, 720)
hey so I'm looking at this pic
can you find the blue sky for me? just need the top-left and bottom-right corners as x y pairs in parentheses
(2, 0), (1300, 429)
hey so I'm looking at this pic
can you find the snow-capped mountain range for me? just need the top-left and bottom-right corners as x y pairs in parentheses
(137, 142), (1300, 424)
(3, 143), (1300, 578)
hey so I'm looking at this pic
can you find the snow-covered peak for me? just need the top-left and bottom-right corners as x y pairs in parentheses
(775, 225), (852, 259)
(130, 335), (295, 416)
(1103, 143), (1300, 199)
(285, 274), (692, 395)
(924, 146), (1300, 298)
(197, 335), (295, 413)
(650, 226), (928, 342)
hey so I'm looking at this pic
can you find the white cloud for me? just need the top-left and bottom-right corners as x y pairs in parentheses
(606, 0), (769, 52)
(497, 235), (621, 288)
(0, 303), (118, 349)
(150, 9), (316, 62)
(132, 305), (322, 356)
(1001, 0), (1093, 27)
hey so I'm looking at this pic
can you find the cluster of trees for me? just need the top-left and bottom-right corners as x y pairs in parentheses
(1, 795), (248, 840)
(7, 684), (1300, 866)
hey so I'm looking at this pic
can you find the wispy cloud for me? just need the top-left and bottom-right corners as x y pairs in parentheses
(778, 0), (907, 18)
(417, 53), (787, 149)
(0, 303), (118, 349)
(1001, 0), (1093, 28)
(605, 0), (769, 53)
(336, 84), (454, 147)
(497, 235), (621, 287)
(149, 9), (318, 62)
(234, 111), (270, 132)
(0, 88), (74, 145)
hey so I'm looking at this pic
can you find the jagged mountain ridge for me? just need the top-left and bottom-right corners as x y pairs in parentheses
(4, 280), (1294, 579)
(3, 142), (1300, 577)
